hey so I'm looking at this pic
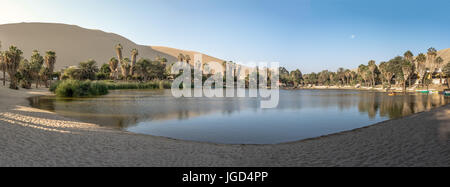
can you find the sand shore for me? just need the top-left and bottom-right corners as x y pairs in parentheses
(0, 86), (449, 167)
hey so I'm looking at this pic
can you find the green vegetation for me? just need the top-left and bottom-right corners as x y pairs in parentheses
(51, 80), (171, 97)
(52, 80), (108, 97)
(1, 41), (449, 95)
(103, 80), (171, 90)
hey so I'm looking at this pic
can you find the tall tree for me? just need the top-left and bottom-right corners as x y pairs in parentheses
(121, 58), (131, 79)
(404, 51), (414, 62)
(18, 59), (33, 89)
(402, 61), (413, 92)
(416, 53), (427, 87)
(290, 69), (302, 87)
(344, 70), (351, 85)
(177, 53), (185, 62)
(185, 55), (191, 64)
(79, 59), (99, 80)
(30, 50), (44, 88)
(435, 56), (444, 84)
(442, 62), (450, 88)
(135, 58), (151, 81)
(358, 65), (368, 86)
(368, 60), (377, 87)
(130, 49), (139, 76)
(0, 41), (5, 86)
(109, 57), (119, 80)
(3, 46), (23, 89)
(427, 47), (437, 70)
(40, 51), (56, 88)
(115, 44), (125, 78)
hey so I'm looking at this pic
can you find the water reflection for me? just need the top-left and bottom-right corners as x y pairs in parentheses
(28, 89), (449, 144)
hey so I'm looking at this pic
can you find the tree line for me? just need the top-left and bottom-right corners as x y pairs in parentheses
(279, 48), (450, 90)
(0, 42), (57, 89)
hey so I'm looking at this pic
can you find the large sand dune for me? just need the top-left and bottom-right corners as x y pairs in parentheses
(0, 23), (224, 70)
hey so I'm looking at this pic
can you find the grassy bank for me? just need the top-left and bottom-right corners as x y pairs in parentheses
(50, 80), (171, 97)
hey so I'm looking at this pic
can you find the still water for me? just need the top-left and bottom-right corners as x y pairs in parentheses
(29, 89), (449, 144)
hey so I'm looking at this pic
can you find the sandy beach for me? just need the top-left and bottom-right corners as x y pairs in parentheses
(0, 86), (449, 167)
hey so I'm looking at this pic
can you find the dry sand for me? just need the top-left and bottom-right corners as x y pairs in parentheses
(0, 86), (449, 167)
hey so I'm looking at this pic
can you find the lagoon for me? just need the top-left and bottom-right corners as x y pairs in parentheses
(29, 89), (449, 144)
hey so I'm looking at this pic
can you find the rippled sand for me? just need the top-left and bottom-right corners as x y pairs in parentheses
(0, 86), (449, 166)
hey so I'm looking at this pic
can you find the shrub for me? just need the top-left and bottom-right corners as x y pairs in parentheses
(49, 80), (61, 92)
(53, 80), (108, 97)
(51, 79), (170, 97)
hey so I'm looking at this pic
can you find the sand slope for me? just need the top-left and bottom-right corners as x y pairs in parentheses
(0, 23), (225, 70)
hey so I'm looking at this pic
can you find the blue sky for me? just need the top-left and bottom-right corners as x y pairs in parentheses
(1, 0), (449, 73)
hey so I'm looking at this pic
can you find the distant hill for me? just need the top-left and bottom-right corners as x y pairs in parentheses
(0, 23), (225, 70)
(435, 48), (450, 66)
(151, 46), (226, 65)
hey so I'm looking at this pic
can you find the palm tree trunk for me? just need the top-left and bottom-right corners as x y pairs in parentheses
(447, 78), (450, 88)
(404, 82), (407, 93)
(408, 77), (411, 88)
(2, 70), (5, 86)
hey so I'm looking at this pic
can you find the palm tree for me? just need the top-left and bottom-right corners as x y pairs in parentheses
(0, 52), (5, 86)
(3, 46), (23, 89)
(350, 71), (357, 85)
(130, 49), (139, 76)
(185, 55), (191, 64)
(358, 64), (368, 86)
(79, 59), (99, 80)
(0, 41), (5, 86)
(18, 59), (33, 89)
(344, 70), (351, 85)
(115, 44), (125, 78)
(337, 68), (345, 86)
(368, 60), (377, 87)
(109, 57), (119, 80)
(435, 56), (444, 84)
(136, 58), (151, 81)
(404, 51), (414, 62)
(30, 50), (44, 88)
(41, 51), (56, 88)
(427, 47), (437, 69)
(442, 62), (450, 88)
(177, 53), (185, 62)
(121, 58), (131, 79)
(416, 53), (427, 87)
(402, 61), (413, 92)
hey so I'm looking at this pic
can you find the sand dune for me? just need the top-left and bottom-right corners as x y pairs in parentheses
(151, 46), (226, 65)
(0, 23), (225, 70)
(436, 48), (450, 65)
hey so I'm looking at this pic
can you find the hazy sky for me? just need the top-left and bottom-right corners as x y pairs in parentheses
(1, 0), (449, 73)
